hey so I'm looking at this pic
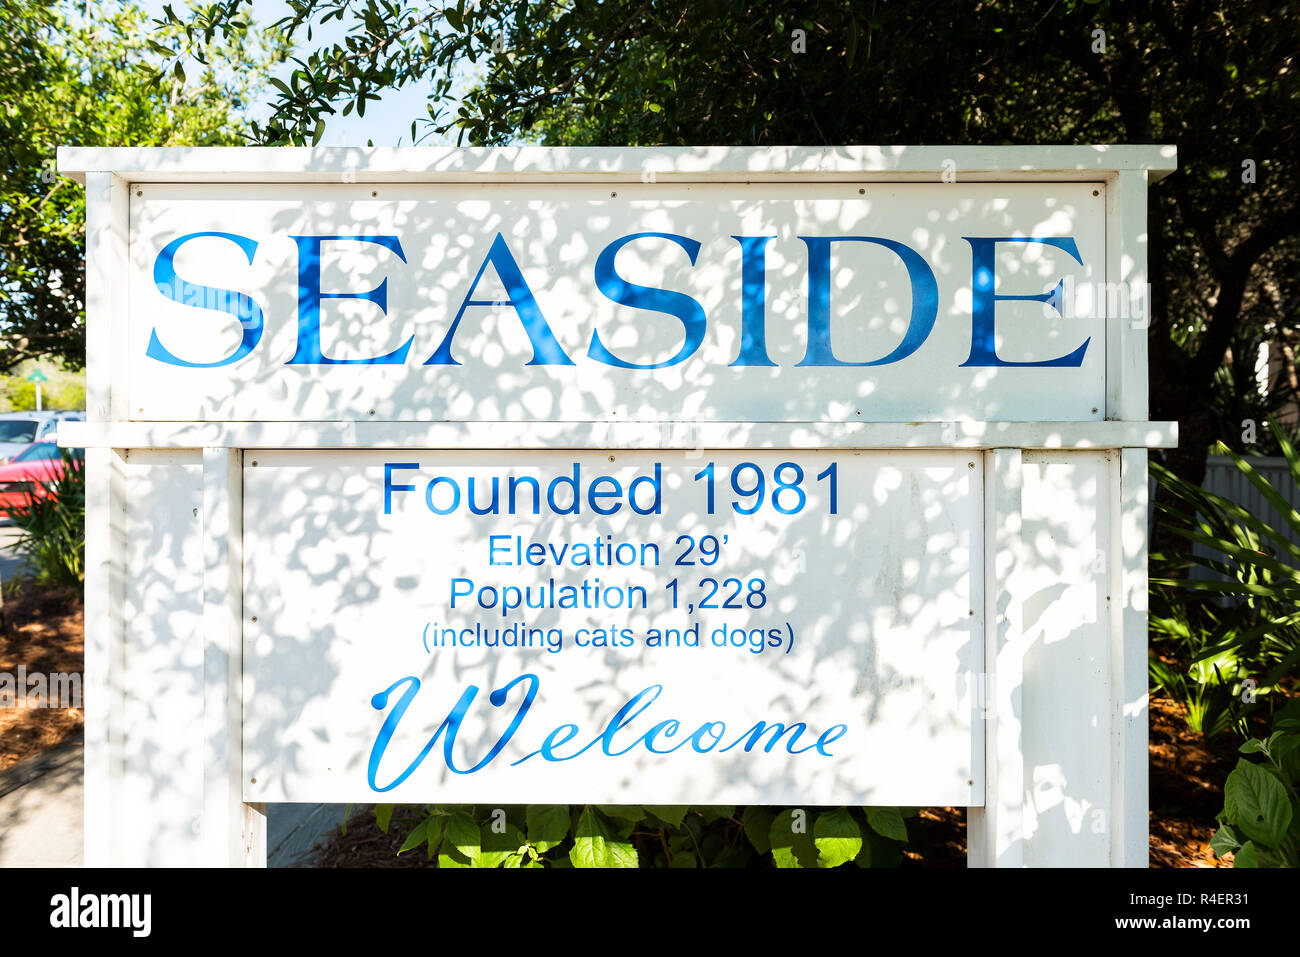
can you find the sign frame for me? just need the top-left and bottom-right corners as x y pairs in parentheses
(58, 145), (1178, 867)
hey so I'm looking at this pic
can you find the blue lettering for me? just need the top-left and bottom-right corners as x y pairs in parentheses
(147, 231), (264, 368)
(286, 235), (412, 365)
(587, 476), (622, 515)
(719, 720), (818, 754)
(638, 719), (689, 754)
(729, 235), (777, 366)
(383, 462), (419, 514)
(796, 236), (939, 366)
(959, 236), (1089, 367)
(689, 721), (726, 753)
(815, 724), (848, 756)
(588, 233), (707, 369)
(366, 673), (540, 790)
(537, 723), (583, 761)
(426, 476), (461, 514)
(426, 232), (573, 366)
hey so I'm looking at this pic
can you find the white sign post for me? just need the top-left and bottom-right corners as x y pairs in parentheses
(59, 145), (1176, 867)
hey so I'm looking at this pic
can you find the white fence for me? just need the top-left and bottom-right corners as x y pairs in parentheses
(1152, 455), (1300, 569)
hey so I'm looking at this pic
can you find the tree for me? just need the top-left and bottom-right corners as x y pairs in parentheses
(155, 0), (1299, 482)
(0, 0), (286, 374)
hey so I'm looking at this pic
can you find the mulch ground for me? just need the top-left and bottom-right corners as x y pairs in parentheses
(1148, 692), (1238, 867)
(0, 585), (84, 773)
(0, 587), (1248, 867)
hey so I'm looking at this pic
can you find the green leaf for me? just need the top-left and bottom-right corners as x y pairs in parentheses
(397, 817), (429, 854)
(695, 805), (735, 823)
(1273, 732), (1300, 764)
(814, 808), (863, 868)
(711, 845), (748, 868)
(742, 806), (775, 854)
(374, 803), (394, 833)
(598, 805), (647, 823)
(1232, 841), (1260, 868)
(445, 811), (482, 863)
(570, 806), (638, 868)
(1209, 823), (1242, 857)
(865, 806), (909, 841)
(445, 7), (463, 31)
(768, 809), (817, 868)
(645, 805), (689, 827)
(425, 815), (446, 860)
(1224, 759), (1293, 847)
(438, 847), (471, 868)
(853, 834), (874, 867)
(481, 822), (527, 868)
(526, 804), (570, 853)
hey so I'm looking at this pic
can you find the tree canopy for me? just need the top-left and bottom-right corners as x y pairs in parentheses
(0, 0), (284, 375)
(156, 0), (1299, 480)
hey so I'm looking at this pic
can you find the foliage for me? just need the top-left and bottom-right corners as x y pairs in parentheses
(1148, 605), (1245, 739)
(0, 0), (287, 375)
(1211, 697), (1300, 867)
(1152, 421), (1300, 713)
(368, 803), (914, 868)
(0, 362), (86, 413)
(1, 449), (85, 588)
(1206, 337), (1300, 459)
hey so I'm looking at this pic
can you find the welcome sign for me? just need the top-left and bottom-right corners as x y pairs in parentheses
(61, 146), (1175, 866)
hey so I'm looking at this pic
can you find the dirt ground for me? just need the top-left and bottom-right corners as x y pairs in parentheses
(1148, 693), (1237, 867)
(0, 586), (84, 773)
(0, 588), (1247, 866)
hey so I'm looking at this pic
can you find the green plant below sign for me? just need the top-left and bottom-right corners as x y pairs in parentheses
(365, 803), (915, 868)
(1210, 697), (1300, 867)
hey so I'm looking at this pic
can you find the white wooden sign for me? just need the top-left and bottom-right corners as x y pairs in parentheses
(243, 450), (981, 805)
(59, 145), (1176, 868)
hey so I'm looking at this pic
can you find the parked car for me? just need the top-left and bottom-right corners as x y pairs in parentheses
(0, 441), (83, 512)
(0, 411), (85, 465)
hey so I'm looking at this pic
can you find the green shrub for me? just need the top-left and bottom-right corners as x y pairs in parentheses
(1, 449), (85, 588)
(1211, 697), (1300, 868)
(363, 803), (914, 868)
(1151, 423), (1300, 731)
(1149, 600), (1247, 737)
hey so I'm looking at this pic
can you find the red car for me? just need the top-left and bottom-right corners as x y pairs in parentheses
(0, 441), (82, 512)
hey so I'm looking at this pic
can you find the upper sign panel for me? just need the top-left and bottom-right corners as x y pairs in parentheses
(128, 182), (1106, 422)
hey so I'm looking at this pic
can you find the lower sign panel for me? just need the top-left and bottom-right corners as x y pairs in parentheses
(242, 450), (984, 805)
